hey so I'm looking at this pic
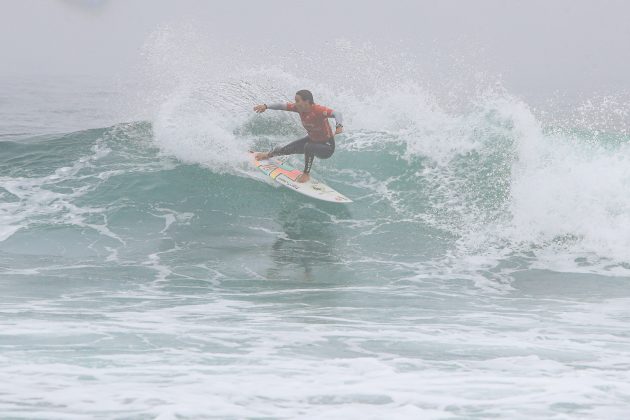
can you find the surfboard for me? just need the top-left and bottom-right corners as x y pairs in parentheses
(249, 152), (352, 203)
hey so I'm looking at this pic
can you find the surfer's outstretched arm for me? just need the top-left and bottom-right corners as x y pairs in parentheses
(253, 103), (290, 113)
(254, 102), (342, 121)
(266, 103), (290, 111)
(264, 102), (343, 123)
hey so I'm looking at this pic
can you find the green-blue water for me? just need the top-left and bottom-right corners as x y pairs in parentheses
(2, 72), (630, 419)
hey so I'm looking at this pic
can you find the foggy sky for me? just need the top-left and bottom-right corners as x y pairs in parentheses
(2, 0), (630, 101)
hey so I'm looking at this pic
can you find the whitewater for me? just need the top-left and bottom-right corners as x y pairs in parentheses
(1, 32), (630, 419)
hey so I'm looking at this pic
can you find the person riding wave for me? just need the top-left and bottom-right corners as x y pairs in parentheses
(253, 90), (343, 183)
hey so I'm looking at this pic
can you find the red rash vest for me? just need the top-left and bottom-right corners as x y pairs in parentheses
(266, 102), (343, 142)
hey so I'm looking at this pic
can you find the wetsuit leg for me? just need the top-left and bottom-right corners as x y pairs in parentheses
(269, 136), (309, 157)
(303, 137), (335, 173)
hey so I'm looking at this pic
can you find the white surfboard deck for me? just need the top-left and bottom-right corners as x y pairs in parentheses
(250, 152), (352, 203)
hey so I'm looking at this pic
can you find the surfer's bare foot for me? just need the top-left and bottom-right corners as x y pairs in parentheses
(297, 172), (310, 183)
(254, 152), (271, 160)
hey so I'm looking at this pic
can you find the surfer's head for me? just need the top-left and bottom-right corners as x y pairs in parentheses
(295, 90), (314, 112)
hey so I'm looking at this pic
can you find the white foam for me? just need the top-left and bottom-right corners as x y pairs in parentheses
(1, 294), (630, 418)
(0, 142), (115, 243)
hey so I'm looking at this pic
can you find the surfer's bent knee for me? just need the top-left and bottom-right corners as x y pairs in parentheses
(305, 138), (335, 159)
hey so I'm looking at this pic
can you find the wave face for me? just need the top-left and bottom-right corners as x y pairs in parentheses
(2, 30), (630, 419)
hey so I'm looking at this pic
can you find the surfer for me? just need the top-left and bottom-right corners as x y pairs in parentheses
(253, 90), (343, 183)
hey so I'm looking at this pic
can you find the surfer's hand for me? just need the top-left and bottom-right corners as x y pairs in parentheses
(335, 126), (343, 135)
(254, 104), (267, 113)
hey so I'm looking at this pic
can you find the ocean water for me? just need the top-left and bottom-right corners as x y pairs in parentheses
(2, 47), (630, 418)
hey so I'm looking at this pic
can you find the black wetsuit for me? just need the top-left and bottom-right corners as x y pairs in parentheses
(269, 136), (335, 173)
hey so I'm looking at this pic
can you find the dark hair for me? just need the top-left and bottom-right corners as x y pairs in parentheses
(296, 89), (314, 104)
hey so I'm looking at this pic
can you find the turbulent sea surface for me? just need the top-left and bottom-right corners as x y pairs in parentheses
(2, 58), (630, 418)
